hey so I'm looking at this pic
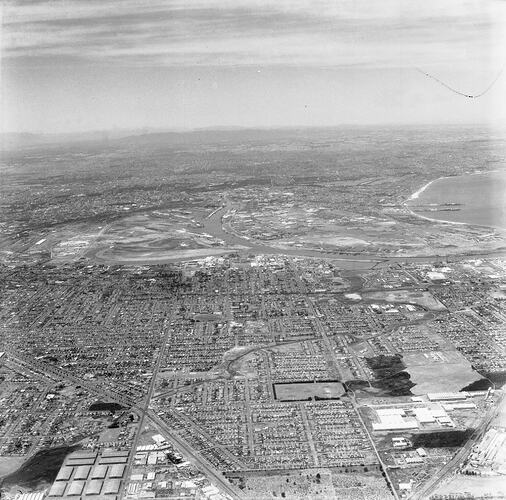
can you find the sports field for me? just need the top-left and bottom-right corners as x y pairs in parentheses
(274, 381), (345, 401)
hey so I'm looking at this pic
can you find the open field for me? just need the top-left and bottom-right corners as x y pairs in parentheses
(0, 446), (78, 492)
(229, 468), (391, 500)
(434, 474), (506, 498)
(84, 210), (248, 263)
(363, 289), (446, 311)
(274, 382), (345, 401)
(234, 469), (336, 500)
(0, 457), (25, 478)
(91, 245), (238, 263)
(403, 350), (482, 394)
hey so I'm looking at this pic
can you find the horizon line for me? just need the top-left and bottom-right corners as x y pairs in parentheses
(2, 122), (505, 137)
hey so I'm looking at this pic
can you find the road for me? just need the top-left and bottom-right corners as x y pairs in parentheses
(408, 391), (504, 500)
(117, 309), (245, 500)
(5, 195), (504, 499)
(118, 314), (174, 499)
(4, 345), (244, 499)
(4, 351), (137, 407)
(146, 410), (245, 499)
(168, 407), (245, 469)
(351, 394), (400, 500)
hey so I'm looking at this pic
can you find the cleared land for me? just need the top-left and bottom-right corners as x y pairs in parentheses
(0, 457), (25, 478)
(434, 475), (506, 498)
(85, 211), (247, 264)
(403, 350), (482, 394)
(231, 469), (391, 500)
(363, 289), (446, 311)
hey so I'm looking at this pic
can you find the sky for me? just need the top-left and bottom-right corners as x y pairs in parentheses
(1, 0), (506, 133)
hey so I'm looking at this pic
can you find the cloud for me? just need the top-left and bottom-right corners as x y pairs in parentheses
(2, 0), (505, 68)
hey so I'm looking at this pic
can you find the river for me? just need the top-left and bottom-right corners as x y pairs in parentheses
(87, 191), (506, 268)
(201, 201), (506, 267)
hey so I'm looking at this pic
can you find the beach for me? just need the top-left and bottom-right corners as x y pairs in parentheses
(406, 170), (506, 230)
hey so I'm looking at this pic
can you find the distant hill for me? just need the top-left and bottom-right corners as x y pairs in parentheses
(0, 132), (48, 150)
(0, 128), (183, 151)
(2, 124), (490, 152)
(1, 126), (334, 152)
(115, 127), (329, 147)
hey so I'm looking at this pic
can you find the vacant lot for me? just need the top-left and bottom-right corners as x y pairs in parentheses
(364, 289), (446, 311)
(402, 350), (482, 394)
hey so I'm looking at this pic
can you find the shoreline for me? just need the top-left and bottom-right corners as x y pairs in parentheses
(407, 178), (441, 202)
(404, 176), (468, 228)
(404, 171), (506, 231)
